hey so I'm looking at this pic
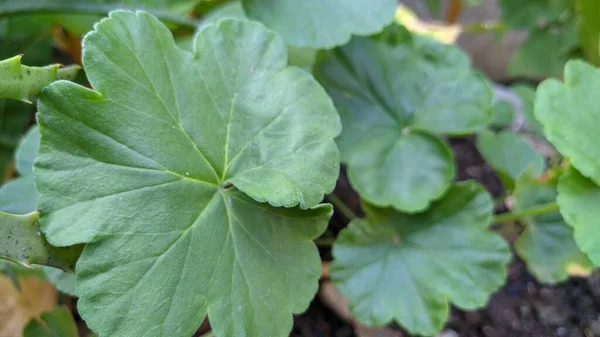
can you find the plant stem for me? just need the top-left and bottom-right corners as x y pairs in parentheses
(325, 194), (358, 221)
(0, 3), (199, 28)
(314, 237), (336, 247)
(494, 201), (560, 224)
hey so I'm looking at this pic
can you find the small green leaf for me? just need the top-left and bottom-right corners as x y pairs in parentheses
(490, 100), (514, 129)
(508, 25), (578, 79)
(24, 306), (79, 337)
(0, 176), (36, 214)
(511, 84), (543, 135)
(535, 60), (600, 185)
(15, 126), (39, 177)
(36, 12), (339, 337)
(332, 182), (510, 336)
(499, 0), (572, 29)
(514, 169), (592, 283)
(315, 25), (492, 212)
(476, 130), (544, 191)
(0, 55), (80, 103)
(0, 211), (81, 271)
(242, 0), (396, 48)
(557, 167), (600, 265)
(41, 266), (76, 296)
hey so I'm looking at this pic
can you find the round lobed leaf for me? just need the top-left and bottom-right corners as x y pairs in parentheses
(315, 25), (491, 212)
(557, 167), (600, 266)
(536, 60), (600, 185)
(35, 12), (339, 337)
(242, 0), (397, 48)
(514, 169), (592, 283)
(331, 182), (510, 336)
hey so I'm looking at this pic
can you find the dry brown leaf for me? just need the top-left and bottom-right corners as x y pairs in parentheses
(0, 274), (57, 337)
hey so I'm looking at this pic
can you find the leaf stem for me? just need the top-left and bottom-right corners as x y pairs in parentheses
(0, 3), (199, 28)
(314, 237), (336, 247)
(494, 201), (560, 224)
(325, 194), (358, 221)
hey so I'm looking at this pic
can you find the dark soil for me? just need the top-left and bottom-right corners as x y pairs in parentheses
(290, 136), (600, 337)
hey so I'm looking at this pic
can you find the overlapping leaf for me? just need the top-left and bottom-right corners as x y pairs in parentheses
(476, 130), (544, 191)
(243, 0), (396, 48)
(332, 182), (510, 336)
(511, 84), (543, 135)
(24, 306), (79, 337)
(35, 12), (340, 337)
(557, 168), (600, 265)
(514, 169), (592, 283)
(499, 0), (572, 29)
(315, 25), (492, 212)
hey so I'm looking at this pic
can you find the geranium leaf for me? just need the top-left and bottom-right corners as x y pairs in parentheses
(499, 0), (572, 29)
(24, 306), (79, 337)
(35, 12), (339, 337)
(331, 182), (510, 336)
(514, 169), (592, 283)
(0, 212), (81, 271)
(0, 176), (36, 214)
(15, 126), (39, 176)
(41, 266), (76, 296)
(490, 100), (514, 129)
(557, 167), (600, 265)
(535, 60), (600, 184)
(314, 25), (491, 212)
(0, 55), (79, 103)
(476, 130), (544, 191)
(511, 84), (543, 135)
(242, 0), (396, 48)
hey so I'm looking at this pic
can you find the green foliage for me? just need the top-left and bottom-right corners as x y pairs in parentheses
(499, 0), (572, 29)
(315, 25), (492, 213)
(490, 100), (514, 129)
(332, 182), (510, 336)
(0, 55), (79, 103)
(513, 169), (592, 283)
(35, 12), (339, 337)
(243, 0), (396, 48)
(476, 130), (544, 191)
(511, 84), (544, 135)
(575, 0), (600, 66)
(24, 306), (79, 337)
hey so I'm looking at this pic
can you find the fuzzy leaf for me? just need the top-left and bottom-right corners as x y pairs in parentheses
(35, 12), (339, 337)
(315, 25), (491, 212)
(476, 130), (544, 191)
(0, 55), (79, 103)
(331, 182), (510, 336)
(242, 0), (396, 48)
(514, 169), (592, 283)
(557, 168), (600, 265)
(0, 212), (81, 271)
(535, 60), (600, 185)
(23, 306), (79, 337)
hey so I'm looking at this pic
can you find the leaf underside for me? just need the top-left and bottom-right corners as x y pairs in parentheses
(35, 12), (340, 337)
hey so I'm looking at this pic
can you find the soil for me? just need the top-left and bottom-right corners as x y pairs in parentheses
(290, 136), (600, 337)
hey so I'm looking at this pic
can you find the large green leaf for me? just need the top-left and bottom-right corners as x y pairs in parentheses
(535, 60), (600, 185)
(242, 0), (396, 48)
(23, 306), (79, 337)
(514, 169), (592, 283)
(331, 182), (510, 336)
(476, 130), (544, 191)
(36, 12), (339, 337)
(508, 25), (578, 79)
(557, 168), (600, 265)
(499, 0), (572, 29)
(0, 55), (79, 103)
(314, 25), (492, 212)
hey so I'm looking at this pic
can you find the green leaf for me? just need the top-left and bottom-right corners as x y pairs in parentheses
(0, 176), (37, 214)
(535, 60), (600, 185)
(0, 100), (32, 181)
(490, 100), (514, 129)
(575, 0), (600, 66)
(508, 25), (578, 79)
(557, 167), (600, 265)
(0, 55), (80, 103)
(41, 266), (76, 296)
(314, 25), (492, 212)
(15, 126), (39, 176)
(514, 169), (592, 283)
(476, 130), (544, 191)
(331, 182), (510, 336)
(242, 0), (396, 48)
(511, 83), (543, 135)
(24, 306), (79, 337)
(36, 12), (339, 337)
(499, 0), (572, 29)
(0, 212), (81, 271)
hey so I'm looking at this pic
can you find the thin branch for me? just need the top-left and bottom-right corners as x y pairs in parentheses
(325, 194), (358, 221)
(494, 201), (560, 224)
